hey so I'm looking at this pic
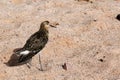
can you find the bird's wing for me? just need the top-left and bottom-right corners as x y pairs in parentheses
(18, 32), (48, 63)
(23, 32), (48, 51)
(25, 37), (47, 50)
(18, 51), (35, 63)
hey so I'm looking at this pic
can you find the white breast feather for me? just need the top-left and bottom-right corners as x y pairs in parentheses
(20, 50), (30, 55)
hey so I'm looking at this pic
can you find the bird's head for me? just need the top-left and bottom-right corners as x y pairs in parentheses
(40, 21), (59, 30)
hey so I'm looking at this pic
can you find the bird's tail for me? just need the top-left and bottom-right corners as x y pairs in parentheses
(5, 48), (38, 66)
(5, 53), (20, 66)
(5, 53), (31, 66)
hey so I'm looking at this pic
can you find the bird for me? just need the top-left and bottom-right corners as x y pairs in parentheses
(12, 21), (58, 70)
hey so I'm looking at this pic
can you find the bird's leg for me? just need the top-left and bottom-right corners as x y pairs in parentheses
(38, 54), (43, 71)
(26, 63), (31, 69)
(26, 59), (32, 69)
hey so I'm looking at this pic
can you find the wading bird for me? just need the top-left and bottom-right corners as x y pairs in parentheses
(13, 21), (58, 70)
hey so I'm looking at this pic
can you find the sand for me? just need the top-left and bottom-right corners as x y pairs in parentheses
(0, 0), (120, 80)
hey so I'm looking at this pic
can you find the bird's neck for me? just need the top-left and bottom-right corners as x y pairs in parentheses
(39, 25), (49, 34)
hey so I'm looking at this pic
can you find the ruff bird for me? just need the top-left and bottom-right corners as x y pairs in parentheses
(13, 21), (58, 70)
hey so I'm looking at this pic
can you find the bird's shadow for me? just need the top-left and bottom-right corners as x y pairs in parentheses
(5, 48), (28, 67)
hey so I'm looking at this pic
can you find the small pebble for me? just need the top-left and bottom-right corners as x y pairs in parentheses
(62, 63), (67, 70)
(116, 14), (120, 21)
(93, 19), (97, 22)
(98, 59), (104, 62)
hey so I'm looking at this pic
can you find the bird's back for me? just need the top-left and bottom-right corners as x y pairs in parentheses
(17, 29), (48, 63)
(24, 31), (48, 52)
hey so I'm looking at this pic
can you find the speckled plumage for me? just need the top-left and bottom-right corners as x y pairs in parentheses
(16, 21), (49, 63)
(7, 21), (49, 66)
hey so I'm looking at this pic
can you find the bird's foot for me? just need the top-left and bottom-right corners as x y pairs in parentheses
(36, 66), (44, 71)
(39, 68), (44, 71)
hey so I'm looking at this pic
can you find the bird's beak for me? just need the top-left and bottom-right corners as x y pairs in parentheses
(50, 25), (57, 28)
(49, 22), (59, 28)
